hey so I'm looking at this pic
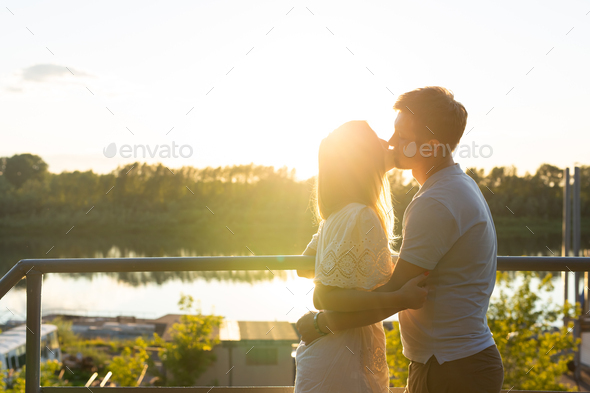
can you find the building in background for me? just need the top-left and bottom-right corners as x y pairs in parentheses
(154, 315), (300, 386)
(0, 324), (61, 372)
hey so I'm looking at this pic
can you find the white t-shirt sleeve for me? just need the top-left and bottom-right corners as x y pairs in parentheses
(314, 206), (394, 291)
(399, 197), (460, 270)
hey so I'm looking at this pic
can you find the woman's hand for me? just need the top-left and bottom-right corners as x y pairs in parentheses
(297, 269), (315, 279)
(296, 311), (323, 345)
(396, 272), (430, 310)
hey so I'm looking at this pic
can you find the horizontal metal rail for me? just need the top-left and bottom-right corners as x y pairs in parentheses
(3, 255), (590, 300)
(40, 388), (556, 393)
(1, 255), (589, 393)
(0, 256), (309, 300)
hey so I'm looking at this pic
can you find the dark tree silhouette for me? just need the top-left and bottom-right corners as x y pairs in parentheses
(4, 153), (48, 189)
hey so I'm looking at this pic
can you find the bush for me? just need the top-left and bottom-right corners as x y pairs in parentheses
(488, 272), (580, 391)
(109, 337), (152, 387)
(154, 294), (223, 386)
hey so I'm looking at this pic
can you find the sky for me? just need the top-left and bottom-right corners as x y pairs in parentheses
(1, 0), (589, 181)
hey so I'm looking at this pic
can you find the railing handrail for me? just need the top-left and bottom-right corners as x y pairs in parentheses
(39, 388), (558, 393)
(0, 255), (313, 300)
(2, 254), (590, 393)
(3, 255), (590, 300)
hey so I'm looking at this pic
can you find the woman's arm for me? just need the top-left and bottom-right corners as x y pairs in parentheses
(296, 246), (316, 279)
(313, 282), (404, 312)
(320, 306), (404, 331)
(296, 306), (404, 345)
(313, 271), (429, 312)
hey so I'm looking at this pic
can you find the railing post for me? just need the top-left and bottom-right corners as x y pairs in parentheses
(562, 168), (571, 312)
(25, 270), (42, 393)
(561, 168), (571, 302)
(572, 167), (582, 382)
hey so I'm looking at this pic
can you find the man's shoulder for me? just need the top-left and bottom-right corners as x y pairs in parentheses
(408, 172), (492, 233)
(420, 171), (483, 208)
(405, 194), (456, 227)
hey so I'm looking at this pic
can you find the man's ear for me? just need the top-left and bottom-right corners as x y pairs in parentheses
(426, 139), (446, 156)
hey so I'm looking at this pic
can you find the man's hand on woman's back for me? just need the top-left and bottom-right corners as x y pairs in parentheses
(397, 271), (430, 310)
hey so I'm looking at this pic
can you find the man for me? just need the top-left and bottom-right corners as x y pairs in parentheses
(296, 86), (504, 392)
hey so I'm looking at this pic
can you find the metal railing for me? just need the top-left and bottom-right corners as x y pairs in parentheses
(2, 255), (590, 393)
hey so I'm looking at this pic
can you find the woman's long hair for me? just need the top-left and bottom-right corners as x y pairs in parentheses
(311, 121), (394, 244)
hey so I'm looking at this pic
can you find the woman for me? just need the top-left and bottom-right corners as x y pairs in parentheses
(294, 121), (428, 393)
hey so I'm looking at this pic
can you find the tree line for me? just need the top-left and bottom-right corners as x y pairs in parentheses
(0, 154), (588, 240)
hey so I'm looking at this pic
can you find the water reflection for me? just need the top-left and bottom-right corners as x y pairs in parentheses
(64, 270), (284, 287)
(1, 231), (588, 287)
(0, 231), (306, 285)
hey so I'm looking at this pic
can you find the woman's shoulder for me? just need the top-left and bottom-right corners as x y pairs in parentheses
(324, 202), (367, 226)
(322, 203), (381, 235)
(341, 201), (367, 212)
(332, 202), (370, 217)
(357, 204), (380, 221)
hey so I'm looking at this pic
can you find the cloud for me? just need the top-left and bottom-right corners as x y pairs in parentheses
(2, 63), (94, 93)
(21, 63), (91, 82)
(4, 86), (23, 93)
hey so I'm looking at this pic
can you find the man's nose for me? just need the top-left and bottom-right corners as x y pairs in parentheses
(379, 138), (391, 150)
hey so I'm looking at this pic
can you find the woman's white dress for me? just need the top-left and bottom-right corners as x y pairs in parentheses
(294, 202), (395, 393)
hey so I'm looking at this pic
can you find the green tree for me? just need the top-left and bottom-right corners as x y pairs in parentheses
(3, 154), (48, 189)
(488, 272), (580, 391)
(386, 272), (580, 390)
(0, 361), (6, 392)
(385, 322), (409, 387)
(154, 294), (223, 386)
(109, 337), (152, 387)
(49, 317), (79, 348)
(5, 360), (63, 393)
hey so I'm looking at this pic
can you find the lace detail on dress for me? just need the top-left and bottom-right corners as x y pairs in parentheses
(370, 346), (387, 373)
(313, 203), (394, 290)
(360, 331), (388, 375)
(317, 240), (392, 291)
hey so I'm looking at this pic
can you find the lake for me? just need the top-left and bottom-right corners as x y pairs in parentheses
(0, 232), (588, 325)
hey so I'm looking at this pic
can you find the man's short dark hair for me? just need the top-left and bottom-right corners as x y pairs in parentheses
(393, 86), (468, 150)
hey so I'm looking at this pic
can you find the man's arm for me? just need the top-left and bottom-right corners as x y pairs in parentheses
(295, 258), (428, 344)
(313, 270), (428, 312)
(373, 257), (428, 292)
(313, 258), (428, 311)
(313, 282), (404, 312)
(319, 306), (405, 331)
(297, 268), (428, 344)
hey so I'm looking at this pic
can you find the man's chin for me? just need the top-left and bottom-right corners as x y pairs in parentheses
(393, 158), (413, 171)
(392, 155), (407, 170)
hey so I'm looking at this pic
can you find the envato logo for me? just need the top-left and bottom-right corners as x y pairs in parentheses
(403, 141), (493, 159)
(103, 142), (194, 159)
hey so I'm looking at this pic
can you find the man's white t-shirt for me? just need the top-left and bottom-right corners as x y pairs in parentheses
(398, 163), (497, 364)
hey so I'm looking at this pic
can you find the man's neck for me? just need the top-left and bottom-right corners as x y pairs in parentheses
(412, 157), (456, 186)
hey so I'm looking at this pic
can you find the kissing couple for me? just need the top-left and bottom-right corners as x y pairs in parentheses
(293, 87), (504, 393)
